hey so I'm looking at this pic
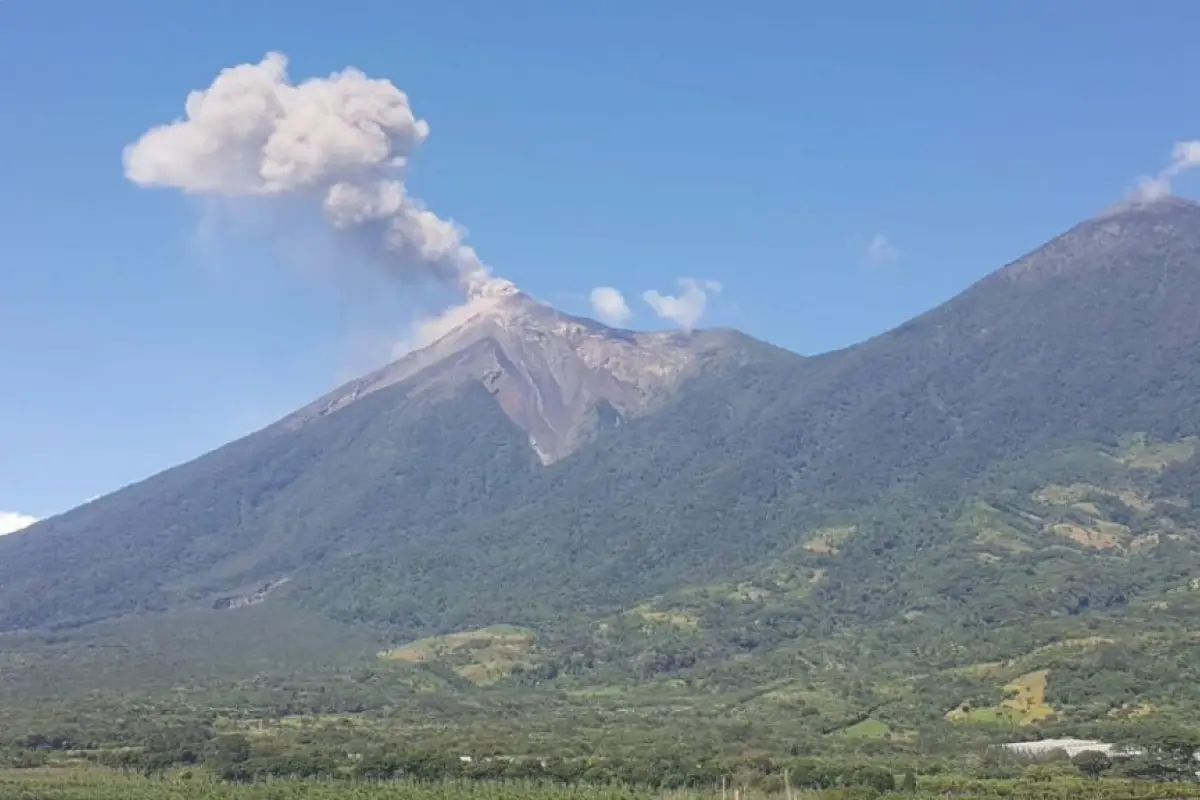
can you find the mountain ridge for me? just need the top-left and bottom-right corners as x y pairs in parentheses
(2, 194), (1200, 732)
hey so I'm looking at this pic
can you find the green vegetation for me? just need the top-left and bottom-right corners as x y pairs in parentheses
(378, 625), (535, 685)
(0, 772), (657, 799)
(3, 437), (1200, 771)
(4, 754), (1200, 799)
(836, 718), (891, 740)
(947, 671), (1055, 726)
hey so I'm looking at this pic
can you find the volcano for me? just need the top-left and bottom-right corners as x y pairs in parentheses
(3, 195), (1200, 649)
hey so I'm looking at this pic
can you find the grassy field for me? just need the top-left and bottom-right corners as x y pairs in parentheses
(377, 626), (536, 686)
(945, 669), (1055, 726)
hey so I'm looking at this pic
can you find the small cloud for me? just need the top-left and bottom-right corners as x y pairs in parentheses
(0, 511), (37, 536)
(863, 233), (900, 268)
(642, 278), (722, 330)
(1131, 139), (1200, 200)
(589, 287), (632, 326)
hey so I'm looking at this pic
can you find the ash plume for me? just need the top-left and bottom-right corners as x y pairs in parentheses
(123, 52), (513, 300)
(1133, 140), (1200, 201)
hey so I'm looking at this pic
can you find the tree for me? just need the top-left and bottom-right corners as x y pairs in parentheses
(900, 770), (918, 792)
(1139, 730), (1200, 782)
(1072, 750), (1112, 779)
(208, 733), (251, 766)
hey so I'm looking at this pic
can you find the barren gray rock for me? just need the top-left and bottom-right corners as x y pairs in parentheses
(286, 288), (753, 463)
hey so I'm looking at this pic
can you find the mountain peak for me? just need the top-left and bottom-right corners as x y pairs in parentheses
(413, 284), (549, 346)
(1094, 192), (1200, 220)
(287, 290), (762, 464)
(466, 276), (522, 301)
(990, 193), (1200, 285)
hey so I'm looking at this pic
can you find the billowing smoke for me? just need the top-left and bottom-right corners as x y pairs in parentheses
(643, 279), (721, 330)
(1134, 140), (1200, 200)
(0, 511), (37, 536)
(123, 52), (514, 300)
(589, 287), (632, 327)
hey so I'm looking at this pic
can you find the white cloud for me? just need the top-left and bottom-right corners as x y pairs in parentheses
(0, 511), (37, 536)
(863, 233), (900, 268)
(642, 278), (722, 330)
(1132, 139), (1200, 200)
(589, 287), (632, 326)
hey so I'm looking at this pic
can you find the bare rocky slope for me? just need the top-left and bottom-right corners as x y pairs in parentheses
(284, 283), (762, 464)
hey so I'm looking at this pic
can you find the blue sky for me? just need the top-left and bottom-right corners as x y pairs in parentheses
(2, 0), (1200, 520)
